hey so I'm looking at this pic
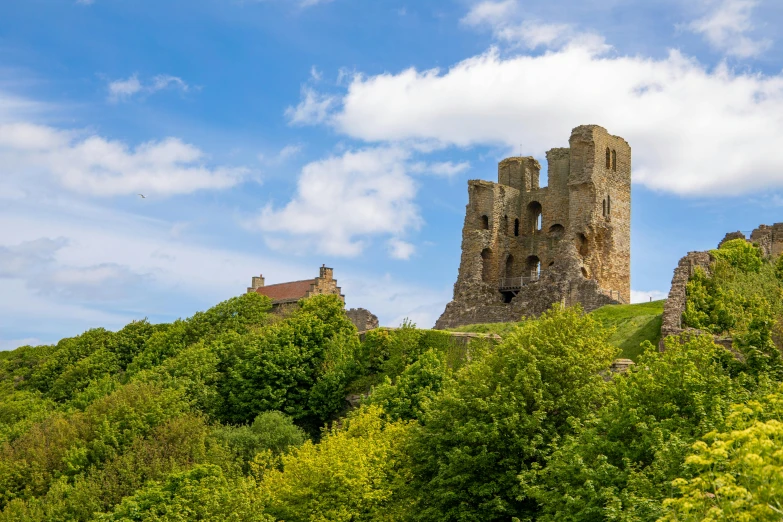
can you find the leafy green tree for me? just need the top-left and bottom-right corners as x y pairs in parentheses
(364, 348), (451, 422)
(710, 239), (763, 273)
(661, 385), (783, 521)
(213, 410), (307, 472)
(527, 335), (753, 521)
(257, 405), (412, 522)
(405, 305), (618, 521)
(99, 465), (272, 521)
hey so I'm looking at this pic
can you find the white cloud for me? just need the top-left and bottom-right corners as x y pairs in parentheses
(0, 123), (250, 197)
(248, 146), (421, 257)
(410, 160), (471, 177)
(107, 74), (190, 102)
(388, 238), (415, 260)
(687, 0), (771, 58)
(631, 289), (668, 303)
(461, 0), (609, 53)
(310, 66), (323, 82)
(318, 44), (783, 197)
(285, 86), (337, 125)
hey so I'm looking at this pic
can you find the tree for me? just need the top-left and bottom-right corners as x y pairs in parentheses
(405, 305), (618, 521)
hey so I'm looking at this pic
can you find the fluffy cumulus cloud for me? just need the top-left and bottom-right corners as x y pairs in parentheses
(107, 74), (190, 102)
(0, 123), (249, 197)
(687, 0), (771, 58)
(249, 146), (420, 257)
(313, 43), (783, 197)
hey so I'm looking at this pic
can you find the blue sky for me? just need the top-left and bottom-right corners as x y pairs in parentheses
(1, 0), (783, 349)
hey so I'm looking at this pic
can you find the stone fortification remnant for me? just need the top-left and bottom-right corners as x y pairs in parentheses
(660, 222), (783, 350)
(346, 308), (379, 332)
(435, 124), (631, 329)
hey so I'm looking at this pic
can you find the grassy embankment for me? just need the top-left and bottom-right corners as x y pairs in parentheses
(448, 300), (666, 361)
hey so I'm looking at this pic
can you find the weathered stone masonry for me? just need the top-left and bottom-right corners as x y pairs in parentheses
(660, 223), (783, 351)
(436, 124), (631, 329)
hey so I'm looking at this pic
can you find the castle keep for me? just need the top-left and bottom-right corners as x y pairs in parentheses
(435, 125), (631, 329)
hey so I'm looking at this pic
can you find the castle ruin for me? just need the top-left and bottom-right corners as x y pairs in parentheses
(435, 124), (631, 329)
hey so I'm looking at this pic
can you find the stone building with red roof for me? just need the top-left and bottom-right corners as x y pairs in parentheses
(247, 265), (345, 308)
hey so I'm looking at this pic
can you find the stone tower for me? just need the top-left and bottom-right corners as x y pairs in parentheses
(435, 124), (631, 329)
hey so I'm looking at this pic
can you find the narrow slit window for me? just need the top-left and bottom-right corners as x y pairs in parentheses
(481, 215), (489, 230)
(603, 199), (606, 217)
(514, 219), (520, 237)
(607, 195), (611, 215)
(605, 148), (611, 169)
(611, 150), (617, 171)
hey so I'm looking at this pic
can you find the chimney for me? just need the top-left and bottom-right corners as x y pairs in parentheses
(251, 274), (265, 289)
(319, 264), (333, 280)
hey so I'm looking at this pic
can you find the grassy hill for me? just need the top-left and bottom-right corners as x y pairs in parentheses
(448, 300), (666, 361)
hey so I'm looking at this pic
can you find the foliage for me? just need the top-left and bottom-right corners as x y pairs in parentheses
(527, 334), (753, 521)
(710, 239), (763, 273)
(405, 305), (618, 521)
(257, 405), (412, 522)
(661, 384), (783, 521)
(364, 348), (451, 422)
(99, 465), (272, 521)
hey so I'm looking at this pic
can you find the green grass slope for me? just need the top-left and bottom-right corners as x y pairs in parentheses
(448, 300), (666, 361)
(589, 300), (665, 361)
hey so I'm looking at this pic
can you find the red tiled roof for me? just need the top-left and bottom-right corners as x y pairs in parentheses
(254, 279), (315, 302)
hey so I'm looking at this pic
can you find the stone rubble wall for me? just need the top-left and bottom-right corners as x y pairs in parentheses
(347, 308), (379, 332)
(659, 251), (712, 349)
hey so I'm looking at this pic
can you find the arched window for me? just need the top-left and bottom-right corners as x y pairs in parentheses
(611, 150), (617, 171)
(607, 194), (611, 215)
(514, 218), (520, 237)
(481, 215), (489, 230)
(526, 201), (543, 234)
(481, 248), (493, 283)
(605, 147), (611, 169)
(526, 255), (541, 279)
(576, 233), (589, 257)
(548, 224), (565, 239)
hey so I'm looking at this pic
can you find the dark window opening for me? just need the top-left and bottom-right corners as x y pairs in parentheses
(576, 233), (589, 257)
(505, 254), (515, 278)
(481, 248), (492, 283)
(514, 218), (520, 237)
(607, 194), (611, 215)
(581, 267), (588, 278)
(605, 147), (611, 169)
(501, 291), (515, 304)
(525, 255), (541, 279)
(481, 215), (489, 230)
(527, 201), (543, 234)
(548, 224), (565, 239)
(611, 150), (617, 171)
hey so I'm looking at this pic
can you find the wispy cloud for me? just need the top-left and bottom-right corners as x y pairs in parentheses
(0, 123), (250, 197)
(107, 73), (191, 102)
(410, 160), (471, 177)
(285, 86), (337, 125)
(461, 0), (610, 54)
(686, 0), (771, 58)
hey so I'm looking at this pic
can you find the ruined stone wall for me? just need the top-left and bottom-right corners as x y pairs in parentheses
(436, 124), (630, 329)
(660, 251), (713, 347)
(346, 308), (379, 332)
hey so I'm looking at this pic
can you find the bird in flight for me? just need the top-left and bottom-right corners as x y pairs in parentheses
(138, 194), (146, 198)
